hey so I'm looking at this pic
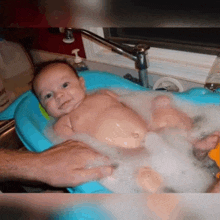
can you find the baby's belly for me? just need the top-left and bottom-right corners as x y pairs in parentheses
(92, 107), (148, 148)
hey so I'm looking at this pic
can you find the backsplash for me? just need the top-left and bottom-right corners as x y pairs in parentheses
(30, 50), (203, 91)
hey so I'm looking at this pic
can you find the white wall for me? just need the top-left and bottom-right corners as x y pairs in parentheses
(30, 49), (204, 91)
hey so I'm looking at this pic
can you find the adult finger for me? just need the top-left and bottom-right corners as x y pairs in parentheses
(69, 166), (114, 187)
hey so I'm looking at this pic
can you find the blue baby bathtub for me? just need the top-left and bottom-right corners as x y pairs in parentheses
(0, 70), (220, 193)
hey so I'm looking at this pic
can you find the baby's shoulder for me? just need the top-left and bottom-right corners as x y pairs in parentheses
(55, 114), (71, 127)
(53, 114), (74, 138)
(96, 89), (119, 99)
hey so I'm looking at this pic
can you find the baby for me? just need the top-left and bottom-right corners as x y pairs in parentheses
(32, 60), (219, 153)
(32, 60), (219, 192)
(33, 61), (149, 149)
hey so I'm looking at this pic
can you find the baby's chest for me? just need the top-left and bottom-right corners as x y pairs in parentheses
(69, 101), (115, 132)
(69, 109), (99, 131)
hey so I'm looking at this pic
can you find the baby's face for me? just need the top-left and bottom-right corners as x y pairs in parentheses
(33, 63), (86, 118)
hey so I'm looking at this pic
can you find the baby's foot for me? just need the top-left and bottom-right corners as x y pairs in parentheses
(137, 166), (163, 193)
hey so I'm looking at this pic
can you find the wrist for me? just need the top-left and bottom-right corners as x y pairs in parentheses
(0, 149), (40, 182)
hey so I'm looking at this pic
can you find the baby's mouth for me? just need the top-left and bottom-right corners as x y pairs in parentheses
(59, 99), (82, 110)
(59, 100), (72, 109)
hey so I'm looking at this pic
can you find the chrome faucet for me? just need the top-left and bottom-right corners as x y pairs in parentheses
(64, 28), (150, 88)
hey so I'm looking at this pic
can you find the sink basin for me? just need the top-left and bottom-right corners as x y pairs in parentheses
(0, 120), (24, 150)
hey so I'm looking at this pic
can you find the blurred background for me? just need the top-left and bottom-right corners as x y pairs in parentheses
(1, 1), (220, 27)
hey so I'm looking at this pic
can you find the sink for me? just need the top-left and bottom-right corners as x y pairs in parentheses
(0, 120), (24, 150)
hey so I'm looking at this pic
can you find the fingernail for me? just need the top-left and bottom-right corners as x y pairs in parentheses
(101, 167), (113, 176)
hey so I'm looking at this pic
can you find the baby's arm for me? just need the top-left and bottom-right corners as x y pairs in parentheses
(53, 116), (75, 141)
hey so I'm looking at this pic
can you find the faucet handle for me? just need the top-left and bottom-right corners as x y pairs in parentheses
(134, 44), (150, 70)
(135, 44), (150, 53)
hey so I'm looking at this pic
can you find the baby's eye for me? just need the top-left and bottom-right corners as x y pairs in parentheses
(62, 82), (69, 88)
(45, 93), (52, 100)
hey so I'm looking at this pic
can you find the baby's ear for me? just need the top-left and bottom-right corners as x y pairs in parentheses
(79, 77), (86, 90)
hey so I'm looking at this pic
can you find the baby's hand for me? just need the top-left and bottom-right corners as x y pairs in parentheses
(209, 178), (220, 193)
(193, 132), (220, 161)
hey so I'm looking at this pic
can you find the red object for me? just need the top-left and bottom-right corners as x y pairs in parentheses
(32, 29), (86, 58)
(3, 0), (49, 27)
(3, 1), (86, 57)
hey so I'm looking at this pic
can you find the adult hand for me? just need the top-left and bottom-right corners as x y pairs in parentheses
(34, 140), (114, 188)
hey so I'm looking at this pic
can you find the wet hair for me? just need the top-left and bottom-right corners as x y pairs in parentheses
(33, 59), (79, 78)
(31, 59), (79, 96)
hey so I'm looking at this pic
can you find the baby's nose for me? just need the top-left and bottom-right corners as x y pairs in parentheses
(55, 91), (64, 100)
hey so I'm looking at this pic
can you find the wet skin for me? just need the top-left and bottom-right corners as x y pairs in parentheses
(33, 63), (220, 193)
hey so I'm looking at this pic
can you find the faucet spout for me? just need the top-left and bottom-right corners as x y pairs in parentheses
(68, 28), (150, 88)
(72, 29), (137, 61)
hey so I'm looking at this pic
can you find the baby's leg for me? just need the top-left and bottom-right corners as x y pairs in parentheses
(151, 95), (171, 109)
(193, 131), (220, 161)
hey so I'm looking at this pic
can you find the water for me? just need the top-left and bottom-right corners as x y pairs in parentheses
(45, 89), (218, 193)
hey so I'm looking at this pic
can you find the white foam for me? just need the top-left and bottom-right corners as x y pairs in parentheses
(68, 133), (150, 193)
(44, 90), (217, 193)
(144, 131), (214, 193)
(175, 100), (220, 140)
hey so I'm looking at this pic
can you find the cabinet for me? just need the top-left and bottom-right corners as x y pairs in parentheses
(2, 28), (86, 58)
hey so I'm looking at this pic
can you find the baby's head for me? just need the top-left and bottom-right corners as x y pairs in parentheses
(32, 60), (86, 118)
